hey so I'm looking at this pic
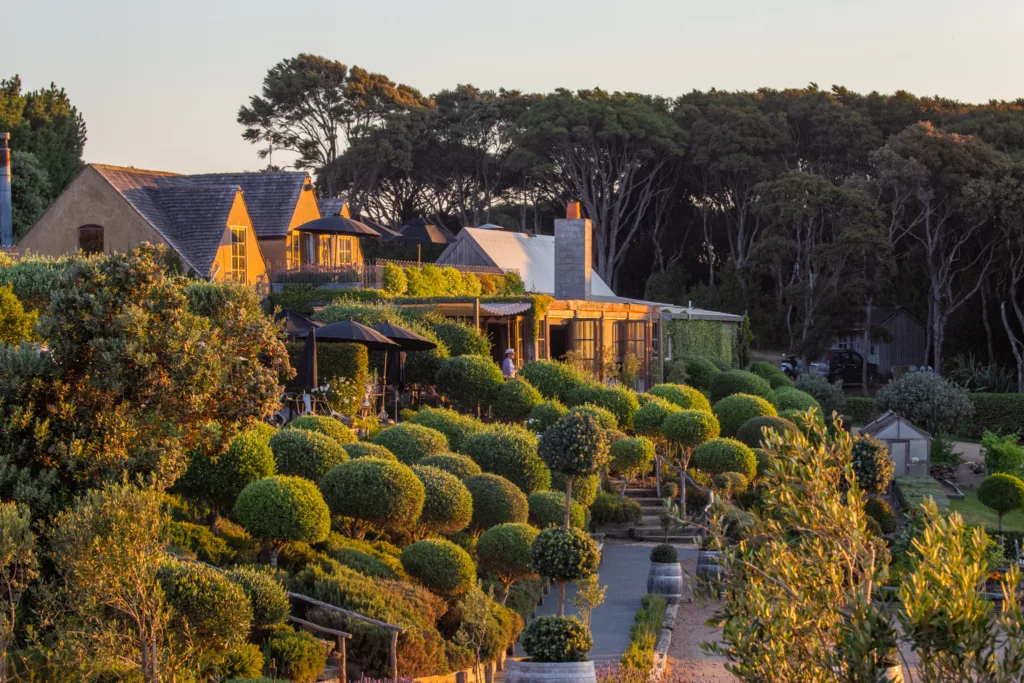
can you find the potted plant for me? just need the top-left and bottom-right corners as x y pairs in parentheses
(507, 615), (596, 683)
(647, 543), (683, 598)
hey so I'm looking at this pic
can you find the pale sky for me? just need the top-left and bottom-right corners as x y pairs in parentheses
(4, 0), (1021, 174)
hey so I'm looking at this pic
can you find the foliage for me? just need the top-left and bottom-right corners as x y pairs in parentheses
(661, 409), (721, 449)
(850, 435), (896, 495)
(673, 355), (721, 392)
(527, 400), (569, 434)
(463, 474), (529, 531)
(692, 438), (757, 480)
(372, 423), (449, 465)
(982, 430), (1024, 477)
(407, 406), (486, 452)
(530, 527), (600, 582)
(709, 370), (773, 403)
(520, 616), (593, 663)
(225, 566), (290, 631)
(261, 630), (326, 683)
(382, 262), (409, 296)
(418, 454), (482, 479)
(875, 371), (973, 434)
(650, 544), (678, 563)
(566, 385), (641, 429)
(218, 642), (265, 679)
(590, 493), (643, 528)
(734, 415), (797, 449)
(518, 360), (591, 404)
(843, 396), (878, 426)
(436, 355), (505, 411)
(431, 320), (492, 357)
(284, 341), (368, 416)
(343, 442), (397, 461)
(977, 474), (1024, 530)
(400, 538), (477, 596)
(166, 520), (231, 565)
(864, 497), (897, 535)
(713, 472), (750, 497)
(232, 476), (330, 554)
(411, 464), (473, 536)
(463, 423), (550, 494)
(288, 415), (355, 445)
(893, 475), (950, 514)
(790, 374), (846, 418)
(270, 428), (349, 482)
(772, 387), (823, 413)
(477, 523), (540, 604)
(631, 397), (681, 437)
(0, 284), (37, 345)
(931, 433), (964, 468)
(0, 501), (37, 677)
(621, 593), (667, 671)
(964, 394), (1024, 439)
(538, 414), (610, 478)
(648, 383), (712, 413)
(319, 458), (425, 532)
(712, 393), (778, 437)
(570, 574), (607, 630)
(158, 561), (252, 655)
(491, 378), (544, 423)
(566, 403), (618, 430)
(549, 471), (600, 508)
(610, 438), (656, 481)
(529, 491), (585, 530)
(178, 425), (277, 512)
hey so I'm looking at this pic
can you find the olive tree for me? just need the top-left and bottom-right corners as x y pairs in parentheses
(538, 414), (609, 528)
(0, 502), (37, 683)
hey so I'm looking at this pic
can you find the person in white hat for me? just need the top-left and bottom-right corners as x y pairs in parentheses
(502, 348), (517, 379)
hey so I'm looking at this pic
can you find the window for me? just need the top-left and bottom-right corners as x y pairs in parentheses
(287, 232), (302, 268)
(318, 235), (333, 266)
(229, 226), (246, 282)
(623, 321), (646, 363)
(570, 319), (598, 373)
(537, 317), (548, 360)
(338, 237), (354, 265)
(78, 225), (104, 254)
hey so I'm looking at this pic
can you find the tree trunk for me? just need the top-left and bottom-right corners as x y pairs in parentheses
(500, 582), (511, 606)
(564, 475), (574, 529)
(270, 543), (282, 568)
(862, 297), (873, 396)
(558, 581), (566, 616)
(1001, 303), (1024, 394)
(982, 282), (995, 364)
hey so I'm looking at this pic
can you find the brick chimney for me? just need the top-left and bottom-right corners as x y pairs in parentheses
(554, 202), (592, 300)
(0, 133), (11, 247)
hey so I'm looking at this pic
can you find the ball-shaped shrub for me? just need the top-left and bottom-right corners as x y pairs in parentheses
(590, 492), (643, 527)
(269, 429), (349, 481)
(794, 374), (847, 417)
(550, 471), (600, 508)
(649, 543), (678, 563)
(749, 361), (791, 389)
(407, 406), (486, 452)
(581, 386), (641, 430)
(527, 400), (569, 434)
(521, 616), (593, 663)
(864, 497), (897, 535)
(464, 473), (529, 531)
(752, 448), (776, 479)
(232, 476), (330, 548)
(288, 415), (355, 445)
(709, 370), (773, 403)
(418, 453), (482, 479)
(977, 473), (1024, 526)
(412, 465), (473, 535)
(875, 371), (974, 435)
(226, 566), (290, 631)
(632, 397), (682, 437)
(735, 415), (798, 449)
(773, 387), (823, 413)
(519, 360), (590, 403)
(648, 384), (712, 413)
(219, 643), (264, 680)
(159, 561), (252, 650)
(713, 393), (778, 438)
(342, 442), (397, 461)
(400, 538), (477, 596)
(372, 423), (449, 465)
(676, 356), (721, 392)
(713, 472), (749, 497)
(463, 423), (550, 494)
(567, 403), (618, 430)
(477, 522), (540, 587)
(610, 437), (656, 480)
(661, 409), (721, 449)
(492, 378), (544, 423)
(528, 491), (585, 529)
(692, 438), (757, 480)
(436, 354), (505, 411)
(319, 458), (425, 529)
(180, 426), (277, 510)
(539, 413), (610, 477)
(262, 631), (325, 683)
(851, 436), (896, 495)
(530, 527), (601, 582)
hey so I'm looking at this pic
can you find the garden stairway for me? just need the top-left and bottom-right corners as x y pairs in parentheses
(614, 483), (701, 545)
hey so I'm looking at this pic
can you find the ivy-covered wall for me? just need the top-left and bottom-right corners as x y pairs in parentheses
(665, 318), (737, 367)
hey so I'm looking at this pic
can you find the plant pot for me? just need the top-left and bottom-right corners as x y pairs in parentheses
(505, 658), (596, 683)
(696, 550), (725, 581)
(647, 561), (683, 597)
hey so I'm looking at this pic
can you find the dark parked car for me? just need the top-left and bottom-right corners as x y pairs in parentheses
(809, 349), (877, 386)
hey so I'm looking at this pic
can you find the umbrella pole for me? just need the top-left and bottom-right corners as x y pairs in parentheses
(417, 244), (421, 264)
(381, 352), (389, 419)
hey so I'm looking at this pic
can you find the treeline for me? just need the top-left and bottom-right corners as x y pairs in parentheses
(240, 55), (1024, 382)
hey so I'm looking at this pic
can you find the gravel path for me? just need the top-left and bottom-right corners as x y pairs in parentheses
(666, 559), (737, 683)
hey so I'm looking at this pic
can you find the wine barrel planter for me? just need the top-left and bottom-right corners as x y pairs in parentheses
(696, 550), (725, 581)
(505, 659), (596, 683)
(647, 561), (683, 598)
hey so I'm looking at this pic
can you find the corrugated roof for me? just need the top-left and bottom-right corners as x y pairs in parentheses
(481, 302), (533, 316)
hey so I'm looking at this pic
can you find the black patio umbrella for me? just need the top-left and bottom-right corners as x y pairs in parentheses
(370, 322), (438, 352)
(305, 318), (401, 350)
(276, 309), (322, 338)
(295, 327), (318, 392)
(362, 218), (403, 241)
(295, 214), (380, 237)
(397, 218), (455, 262)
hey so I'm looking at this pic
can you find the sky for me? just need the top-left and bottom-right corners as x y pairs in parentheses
(4, 0), (1022, 174)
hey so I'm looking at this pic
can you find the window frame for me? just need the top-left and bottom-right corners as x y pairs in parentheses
(78, 225), (104, 254)
(229, 225), (247, 283)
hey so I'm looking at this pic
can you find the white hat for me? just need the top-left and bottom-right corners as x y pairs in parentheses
(505, 348), (515, 354)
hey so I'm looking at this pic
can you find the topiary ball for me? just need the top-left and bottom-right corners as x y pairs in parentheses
(773, 387), (823, 413)
(436, 354), (505, 411)
(692, 438), (757, 480)
(528, 491), (585, 529)
(676, 356), (721, 392)
(539, 413), (610, 478)
(407, 406), (486, 452)
(464, 473), (529, 531)
(649, 543), (678, 563)
(530, 527), (601, 582)
(318, 458), (425, 529)
(709, 370), (773, 403)
(712, 471), (750, 497)
(226, 566), (290, 631)
(748, 361), (791, 390)
(342, 442), (397, 461)
(269, 429), (349, 481)
(232, 476), (330, 546)
(400, 538), (477, 596)
(734, 415), (798, 449)
(463, 423), (550, 494)
(579, 385), (641, 429)
(288, 415), (355, 445)
(491, 378), (544, 423)
(159, 561), (252, 651)
(851, 435), (896, 495)
(609, 437), (656, 480)
(712, 393), (778, 437)
(661, 409), (721, 449)
(476, 523), (540, 585)
(519, 360), (591, 403)
(372, 423), (449, 464)
(180, 426), (277, 510)
(418, 453), (483, 479)
(411, 464), (473, 535)
(527, 400), (569, 434)
(864, 496), (897, 535)
(566, 403), (618, 430)
(648, 384), (712, 413)
(977, 473), (1024, 522)
(521, 616), (593, 663)
(632, 397), (682, 437)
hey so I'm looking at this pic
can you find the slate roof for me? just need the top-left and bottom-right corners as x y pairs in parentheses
(182, 172), (308, 238)
(318, 197), (346, 217)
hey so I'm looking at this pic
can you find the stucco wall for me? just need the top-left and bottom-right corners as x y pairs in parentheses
(211, 194), (266, 285)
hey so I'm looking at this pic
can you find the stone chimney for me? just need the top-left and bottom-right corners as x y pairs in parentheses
(0, 133), (11, 247)
(554, 202), (592, 301)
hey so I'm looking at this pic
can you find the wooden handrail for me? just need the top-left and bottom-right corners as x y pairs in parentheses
(286, 592), (404, 632)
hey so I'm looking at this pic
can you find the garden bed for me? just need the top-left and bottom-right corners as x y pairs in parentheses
(893, 476), (950, 514)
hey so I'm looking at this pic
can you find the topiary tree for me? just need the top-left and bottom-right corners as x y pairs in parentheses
(269, 428), (349, 481)
(674, 356), (721, 392)
(521, 615), (593, 663)
(491, 378), (544, 423)
(287, 415), (355, 445)
(773, 388), (823, 413)
(875, 371), (974, 435)
(709, 370), (773, 403)
(530, 527), (601, 615)
(318, 458), (425, 537)
(400, 538), (477, 597)
(794, 374), (847, 418)
(850, 436), (896, 495)
(609, 437), (656, 491)
(372, 423), (449, 464)
(712, 393), (778, 438)
(226, 565), (290, 633)
(519, 360), (590, 403)
(476, 522), (540, 605)
(632, 397), (682, 437)
(650, 543), (678, 563)
(713, 472), (750, 498)
(527, 399), (569, 434)
(407, 406), (486, 452)
(576, 385), (641, 429)
(411, 465), (473, 537)
(159, 561), (252, 658)
(436, 355), (504, 413)
(418, 454), (482, 479)
(735, 415), (798, 449)
(863, 497), (897, 535)
(464, 473), (529, 531)
(648, 383), (712, 413)
(538, 414), (610, 528)
(660, 409), (721, 514)
(550, 471), (600, 508)
(342, 442), (397, 461)
(528, 491), (585, 530)
(692, 438), (757, 481)
(179, 426), (277, 512)
(567, 403), (618, 430)
(232, 476), (330, 566)
(977, 473), (1024, 532)
(463, 423), (550, 494)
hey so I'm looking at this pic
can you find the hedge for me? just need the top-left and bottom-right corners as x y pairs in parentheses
(491, 378), (544, 423)
(734, 416), (797, 449)
(609, 437), (656, 480)
(539, 413), (610, 478)
(269, 428), (349, 481)
(530, 527), (600, 582)
(590, 493), (643, 528)
(343, 442), (397, 461)
(178, 426), (277, 511)
(565, 385), (640, 429)
(319, 458), (425, 530)
(285, 341), (368, 415)
(166, 520), (231, 565)
(406, 406), (486, 452)
(661, 410), (721, 449)
(262, 630), (326, 683)
(772, 388), (822, 413)
(632, 397), (682, 437)
(431, 320), (491, 357)
(159, 561), (252, 652)
(269, 285), (382, 315)
(964, 394), (1024, 439)
(670, 355), (720, 392)
(400, 538), (477, 596)
(648, 383), (712, 413)
(843, 396), (879, 426)
(232, 476), (331, 548)
(692, 438), (757, 480)
(411, 464), (473, 535)
(464, 473), (530, 530)
(521, 616), (593, 663)
(436, 354), (505, 411)
(476, 523), (540, 597)
(372, 423), (449, 464)
(226, 566), (290, 631)
(892, 475), (950, 514)
(519, 360), (591, 403)
(288, 415), (356, 445)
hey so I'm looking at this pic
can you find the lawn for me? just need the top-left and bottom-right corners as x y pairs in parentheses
(950, 489), (1024, 532)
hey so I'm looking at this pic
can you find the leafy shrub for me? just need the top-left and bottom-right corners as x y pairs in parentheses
(464, 473), (529, 531)
(342, 442), (397, 461)
(734, 415), (797, 449)
(569, 385), (641, 429)
(319, 533), (406, 578)
(432, 320), (491, 357)
(331, 547), (399, 579)
(773, 387), (823, 413)
(179, 426), (277, 511)
(965, 394), (1024, 439)
(650, 543), (678, 563)
(892, 475), (950, 514)
(492, 378), (544, 423)
(418, 454), (482, 479)
(567, 403), (618, 430)
(674, 356), (720, 392)
(590, 492), (643, 527)
(844, 396), (878, 426)
(709, 370), (773, 403)
(977, 474), (1024, 529)
(620, 593), (667, 670)
(233, 476), (330, 549)
(521, 616), (593, 663)
(407, 406), (486, 452)
(166, 520), (231, 565)
(661, 409), (721, 448)
(382, 262), (408, 295)
(632, 397), (681, 437)
(159, 561), (252, 652)
(649, 383), (712, 413)
(288, 415), (355, 445)
(519, 360), (590, 403)
(712, 393), (777, 437)
(400, 538), (477, 596)
(270, 429), (349, 481)
(262, 630), (325, 683)
(780, 408), (826, 434)
(527, 399), (569, 434)
(851, 436), (895, 495)
(539, 414), (610, 478)
(875, 371), (973, 434)
(372, 423), (449, 465)
(931, 434), (964, 468)
(549, 471), (600, 508)
(528, 491), (585, 529)
(412, 465), (473, 535)
(610, 437), (656, 480)
(477, 523), (540, 598)
(864, 497), (897, 535)
(436, 355), (504, 411)
(226, 566), (290, 631)
(794, 374), (847, 417)
(752, 448), (776, 478)
(713, 472), (749, 497)
(692, 438), (757, 480)
(463, 423), (550, 494)
(285, 341), (368, 416)
(982, 431), (1024, 477)
(219, 643), (264, 679)
(530, 527), (600, 583)
(319, 458), (425, 530)
(749, 361), (785, 382)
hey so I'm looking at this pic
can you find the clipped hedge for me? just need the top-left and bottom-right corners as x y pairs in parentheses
(406, 406), (485, 452)
(226, 566), (290, 631)
(477, 523), (540, 595)
(528, 491), (585, 529)
(372, 423), (449, 465)
(270, 428), (350, 481)
(648, 383), (712, 413)
(590, 493), (643, 528)
(463, 423), (550, 494)
(712, 393), (777, 438)
(692, 438), (757, 480)
(527, 400), (569, 434)
(567, 403), (618, 430)
(492, 378), (544, 423)
(400, 538), (477, 596)
(610, 437), (656, 480)
(432, 320), (491, 357)
(285, 341), (368, 416)
(418, 453), (483, 479)
(232, 476), (331, 548)
(964, 394), (1024, 439)
(411, 464), (473, 535)
(672, 355), (721, 392)
(288, 415), (356, 445)
(343, 442), (397, 461)
(734, 415), (797, 449)
(773, 388), (822, 413)
(464, 473), (529, 531)
(843, 396), (878, 426)
(519, 360), (591, 403)
(709, 370), (773, 403)
(661, 409), (721, 448)
(565, 385), (640, 429)
(319, 458), (425, 530)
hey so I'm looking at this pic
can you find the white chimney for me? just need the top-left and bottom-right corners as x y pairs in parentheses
(554, 202), (592, 301)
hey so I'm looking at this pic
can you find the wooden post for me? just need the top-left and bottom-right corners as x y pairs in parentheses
(339, 635), (347, 683)
(656, 456), (662, 498)
(474, 298), (481, 331)
(391, 630), (399, 683)
(658, 312), (666, 386)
